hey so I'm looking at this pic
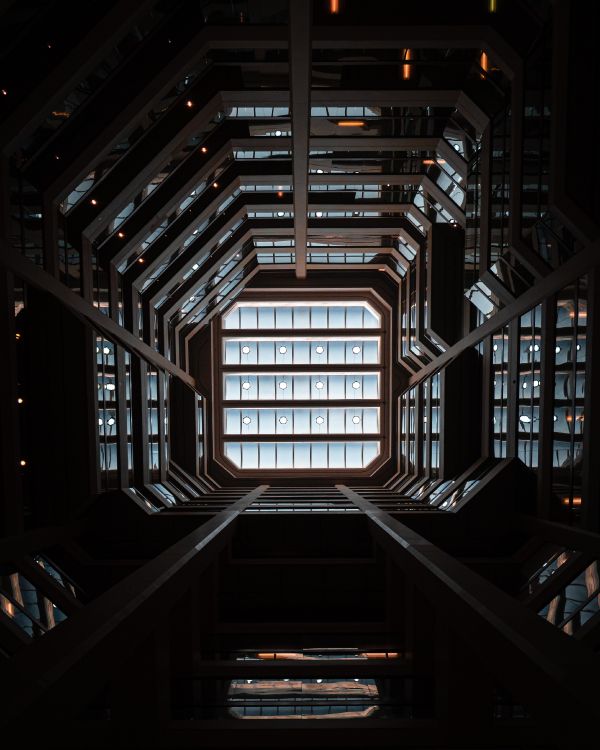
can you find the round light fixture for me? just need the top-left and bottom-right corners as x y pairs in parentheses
(242, 416), (251, 424)
(352, 380), (361, 389)
(315, 380), (324, 390)
(315, 416), (325, 425)
(315, 345), (324, 354)
(242, 381), (251, 390)
(241, 345), (251, 354)
(352, 415), (361, 424)
(107, 417), (115, 426)
(103, 347), (110, 355)
(352, 345), (361, 354)
(279, 416), (288, 424)
(279, 345), (287, 354)
(279, 381), (287, 390)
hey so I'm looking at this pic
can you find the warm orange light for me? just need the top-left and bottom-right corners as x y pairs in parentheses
(213, 181), (219, 188)
(17, 398), (23, 404)
(257, 652), (303, 660)
(403, 49), (412, 80)
(1, 89), (7, 96)
(117, 232), (125, 239)
(362, 652), (400, 659)
(201, 146), (208, 153)
(337, 120), (365, 127)
(422, 159), (435, 165)
(137, 257), (145, 264)
(15, 332), (21, 340)
(19, 460), (27, 467)
(566, 415), (573, 422)
(436, 159), (447, 164)
(277, 190), (284, 198)
(186, 99), (193, 108)
(90, 199), (97, 206)
(480, 51), (489, 79)
(329, 0), (340, 13)
(489, 0), (497, 11)
(562, 496), (582, 506)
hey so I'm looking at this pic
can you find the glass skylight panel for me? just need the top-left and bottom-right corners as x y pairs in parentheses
(225, 407), (380, 435)
(224, 441), (380, 470)
(234, 150), (291, 159)
(257, 253), (295, 264)
(220, 295), (385, 471)
(226, 106), (290, 118)
(223, 337), (379, 366)
(223, 302), (380, 329)
(224, 372), (380, 401)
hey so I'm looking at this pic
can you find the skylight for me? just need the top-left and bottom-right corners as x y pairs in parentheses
(218, 299), (385, 472)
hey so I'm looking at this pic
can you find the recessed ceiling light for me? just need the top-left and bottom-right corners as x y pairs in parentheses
(352, 416), (361, 424)
(242, 416), (251, 424)
(352, 380), (361, 389)
(242, 381), (251, 390)
(315, 416), (324, 425)
(279, 416), (288, 424)
(315, 345), (324, 354)
(352, 345), (361, 354)
(279, 381), (287, 389)
(315, 381), (324, 390)
(241, 345), (251, 354)
(279, 346), (287, 354)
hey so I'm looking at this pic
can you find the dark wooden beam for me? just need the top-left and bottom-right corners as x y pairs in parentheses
(289, 0), (311, 278)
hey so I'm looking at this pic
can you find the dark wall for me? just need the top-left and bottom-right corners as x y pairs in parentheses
(19, 287), (95, 525)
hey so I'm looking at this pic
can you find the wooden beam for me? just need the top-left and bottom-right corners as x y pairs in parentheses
(289, 0), (312, 278)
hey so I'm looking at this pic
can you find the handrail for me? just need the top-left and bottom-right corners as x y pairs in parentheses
(0, 485), (268, 723)
(337, 484), (599, 747)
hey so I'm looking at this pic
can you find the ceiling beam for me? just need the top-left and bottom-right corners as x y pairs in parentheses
(289, 1), (312, 279)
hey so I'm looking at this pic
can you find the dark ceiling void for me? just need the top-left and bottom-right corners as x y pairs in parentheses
(1, 1), (600, 748)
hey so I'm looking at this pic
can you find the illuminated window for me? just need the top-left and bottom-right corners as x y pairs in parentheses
(219, 298), (386, 471)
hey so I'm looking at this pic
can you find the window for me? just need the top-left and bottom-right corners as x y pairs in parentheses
(218, 297), (386, 472)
